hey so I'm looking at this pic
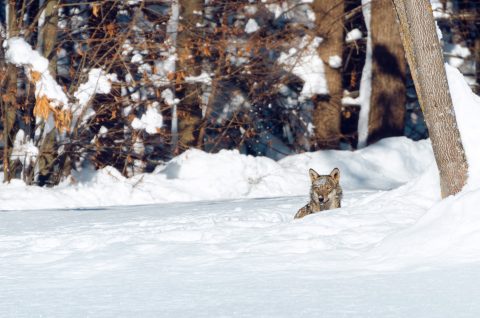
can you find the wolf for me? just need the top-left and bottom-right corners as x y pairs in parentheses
(294, 168), (343, 219)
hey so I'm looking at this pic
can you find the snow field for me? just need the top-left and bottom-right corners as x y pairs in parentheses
(0, 186), (478, 317)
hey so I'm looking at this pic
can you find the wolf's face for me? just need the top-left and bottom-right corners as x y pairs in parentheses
(309, 168), (340, 207)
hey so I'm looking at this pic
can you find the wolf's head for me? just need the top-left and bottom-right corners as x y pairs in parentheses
(309, 168), (340, 206)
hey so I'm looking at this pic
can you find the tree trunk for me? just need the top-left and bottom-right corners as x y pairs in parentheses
(176, 0), (203, 152)
(1, 65), (17, 183)
(166, 0), (180, 153)
(357, 0), (373, 149)
(475, 4), (480, 95)
(476, 37), (480, 94)
(2, 1), (19, 183)
(367, 0), (406, 144)
(41, 0), (59, 76)
(37, 0), (59, 186)
(391, 0), (468, 198)
(312, 0), (344, 149)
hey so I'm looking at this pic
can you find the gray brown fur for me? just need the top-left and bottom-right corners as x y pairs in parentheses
(294, 168), (343, 219)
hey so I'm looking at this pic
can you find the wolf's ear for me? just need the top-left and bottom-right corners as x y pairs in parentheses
(330, 168), (340, 182)
(309, 168), (320, 182)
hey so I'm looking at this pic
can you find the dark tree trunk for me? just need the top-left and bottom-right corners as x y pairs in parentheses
(475, 4), (480, 94)
(41, 0), (59, 76)
(2, 1), (19, 183)
(367, 0), (406, 144)
(176, 0), (203, 151)
(312, 0), (344, 149)
(37, 0), (59, 186)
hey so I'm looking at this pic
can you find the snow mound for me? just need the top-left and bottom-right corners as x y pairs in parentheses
(369, 186), (480, 270)
(0, 137), (433, 210)
(362, 64), (480, 270)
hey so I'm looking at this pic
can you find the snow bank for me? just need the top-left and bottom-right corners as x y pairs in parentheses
(364, 64), (480, 270)
(369, 186), (480, 270)
(0, 137), (433, 210)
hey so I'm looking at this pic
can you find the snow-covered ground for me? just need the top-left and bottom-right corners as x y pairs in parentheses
(1, 137), (480, 316)
(2, 194), (480, 318)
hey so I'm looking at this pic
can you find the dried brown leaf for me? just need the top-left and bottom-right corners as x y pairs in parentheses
(34, 95), (51, 120)
(54, 109), (72, 132)
(30, 71), (42, 83)
(92, 3), (100, 17)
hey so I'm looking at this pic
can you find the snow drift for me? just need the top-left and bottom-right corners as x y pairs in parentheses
(0, 137), (433, 210)
(364, 64), (480, 270)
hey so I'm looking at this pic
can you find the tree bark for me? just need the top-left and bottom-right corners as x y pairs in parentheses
(476, 37), (480, 94)
(41, 0), (59, 76)
(2, 1), (19, 183)
(1, 65), (17, 183)
(367, 0), (406, 144)
(312, 0), (344, 149)
(37, 0), (59, 186)
(475, 4), (480, 95)
(391, 0), (468, 198)
(176, 0), (203, 151)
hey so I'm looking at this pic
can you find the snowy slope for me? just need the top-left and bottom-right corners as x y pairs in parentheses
(0, 137), (434, 210)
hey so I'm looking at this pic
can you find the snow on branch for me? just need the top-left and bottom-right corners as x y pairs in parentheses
(5, 37), (116, 132)
(72, 68), (118, 128)
(278, 35), (328, 102)
(5, 37), (68, 120)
